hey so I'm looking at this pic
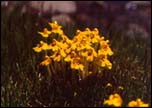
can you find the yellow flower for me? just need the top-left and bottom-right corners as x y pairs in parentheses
(81, 37), (89, 45)
(51, 47), (66, 62)
(33, 41), (50, 52)
(105, 59), (112, 70)
(38, 28), (51, 38)
(40, 41), (51, 50)
(60, 48), (66, 58)
(81, 48), (97, 62)
(84, 28), (91, 34)
(106, 83), (113, 87)
(64, 51), (77, 62)
(65, 43), (72, 54)
(61, 35), (72, 44)
(99, 40), (113, 56)
(85, 28), (91, 33)
(89, 34), (99, 43)
(76, 36), (91, 51)
(93, 28), (99, 35)
(33, 46), (42, 53)
(49, 21), (61, 29)
(49, 39), (60, 51)
(50, 51), (61, 62)
(72, 36), (79, 44)
(76, 29), (82, 35)
(103, 93), (123, 107)
(118, 86), (124, 90)
(40, 56), (51, 66)
(88, 28), (100, 43)
(97, 54), (112, 69)
(128, 98), (149, 107)
(59, 35), (72, 50)
(71, 39), (77, 50)
(49, 21), (63, 35)
(71, 57), (84, 71)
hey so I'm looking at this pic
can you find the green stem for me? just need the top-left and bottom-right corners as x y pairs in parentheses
(47, 65), (52, 77)
(82, 57), (88, 79)
(85, 61), (88, 77)
(44, 50), (52, 78)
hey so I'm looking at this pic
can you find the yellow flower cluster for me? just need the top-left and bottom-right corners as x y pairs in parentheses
(104, 93), (123, 107)
(33, 21), (113, 79)
(128, 98), (149, 107)
(104, 93), (149, 107)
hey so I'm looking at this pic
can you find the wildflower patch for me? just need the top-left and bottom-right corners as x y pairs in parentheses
(33, 21), (113, 79)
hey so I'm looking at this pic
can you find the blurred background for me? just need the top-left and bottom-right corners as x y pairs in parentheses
(1, 1), (151, 38)
(1, 1), (151, 107)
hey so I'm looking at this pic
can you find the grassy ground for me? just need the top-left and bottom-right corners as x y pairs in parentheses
(1, 6), (151, 107)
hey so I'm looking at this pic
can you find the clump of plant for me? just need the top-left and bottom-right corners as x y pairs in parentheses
(33, 21), (113, 80)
